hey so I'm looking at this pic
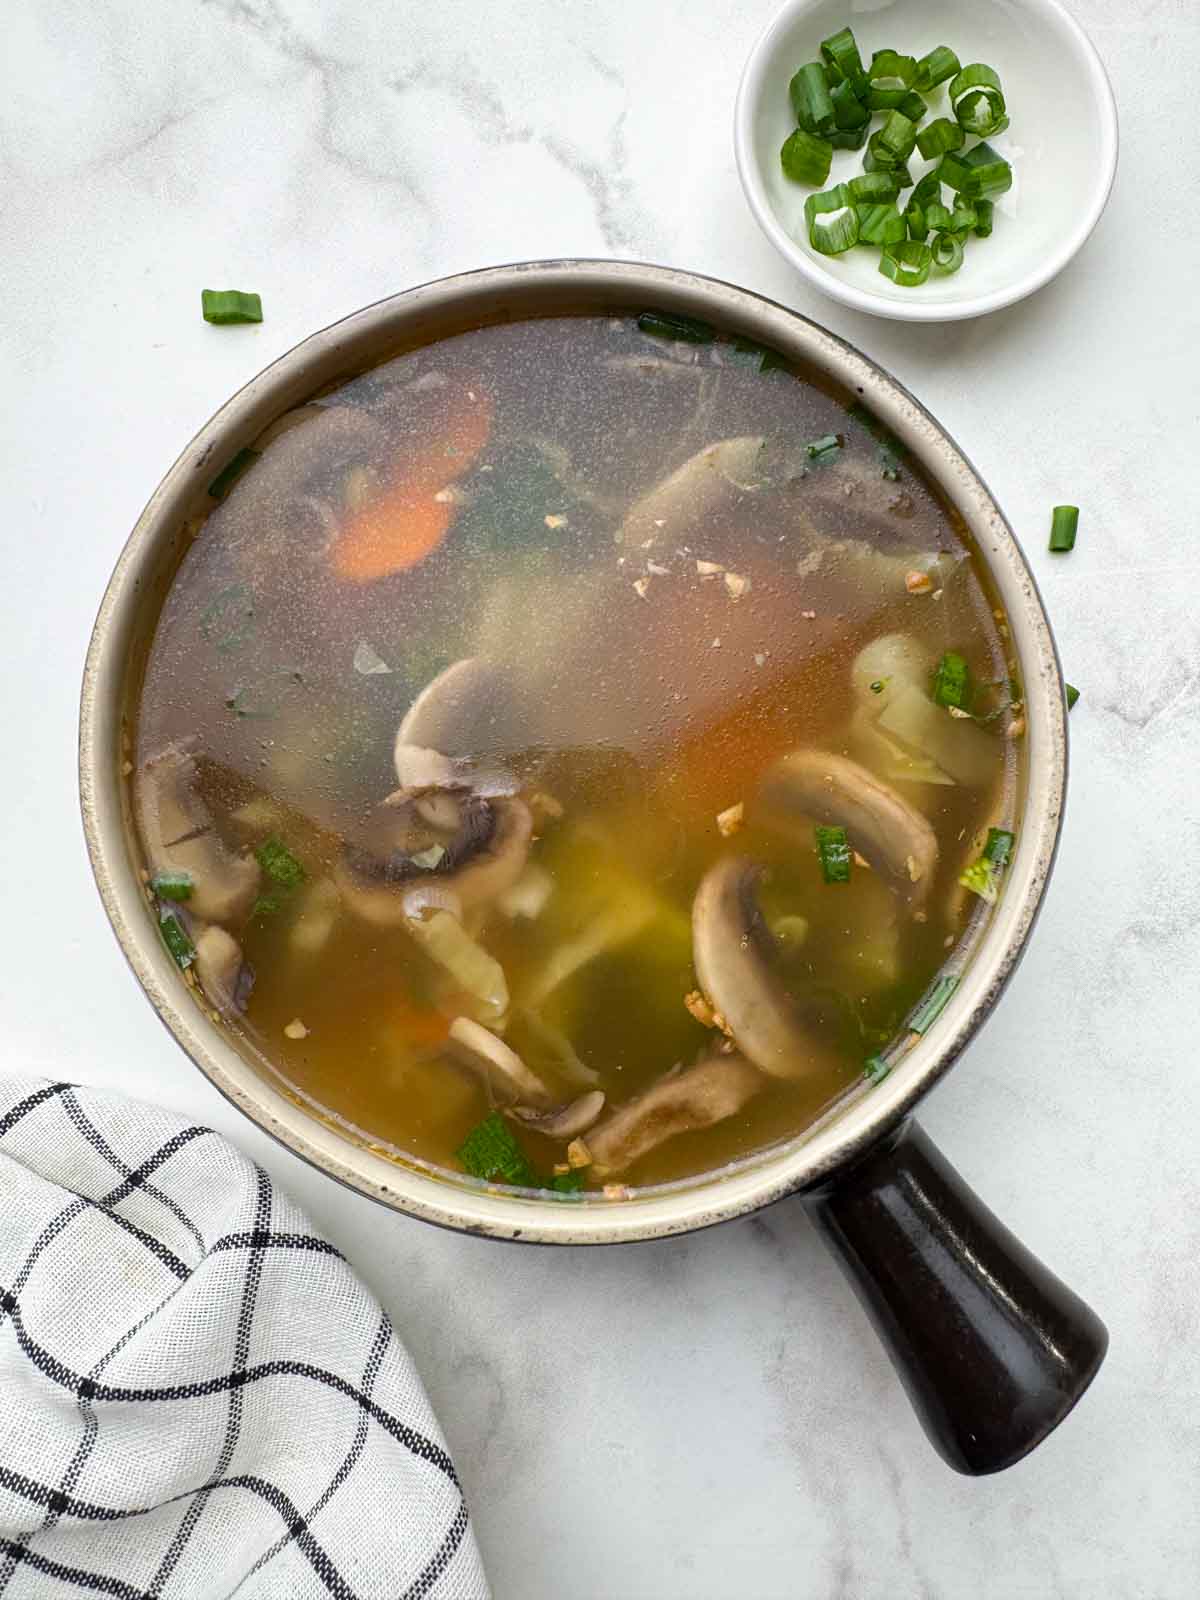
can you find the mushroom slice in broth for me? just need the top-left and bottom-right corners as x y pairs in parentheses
(583, 1055), (763, 1176)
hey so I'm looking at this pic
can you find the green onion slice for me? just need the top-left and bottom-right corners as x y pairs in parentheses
(255, 836), (306, 889)
(866, 49), (917, 109)
(876, 110), (919, 161)
(914, 45), (960, 93)
(830, 79), (871, 131)
(815, 823), (852, 883)
(780, 128), (833, 186)
(904, 201), (928, 241)
(1049, 505), (1079, 552)
(804, 185), (860, 255)
(805, 432), (841, 461)
(830, 123), (871, 151)
(909, 974), (959, 1034)
(984, 827), (1015, 867)
(949, 202), (978, 234)
(636, 310), (715, 344)
(864, 133), (913, 186)
(1065, 682), (1080, 710)
(201, 289), (263, 325)
(915, 116), (964, 160)
(932, 650), (970, 708)
(898, 91), (928, 124)
(208, 447), (260, 501)
(924, 202), (954, 231)
(959, 827), (1016, 906)
(456, 1112), (538, 1186)
(949, 63), (1008, 136)
(864, 1054), (892, 1085)
(820, 26), (868, 94)
(973, 198), (995, 238)
(879, 240), (932, 287)
(932, 232), (965, 274)
(847, 171), (901, 204)
(856, 204), (907, 246)
(151, 871), (194, 902)
(911, 170), (942, 207)
(159, 910), (195, 970)
(789, 62), (837, 136)
(941, 141), (1012, 199)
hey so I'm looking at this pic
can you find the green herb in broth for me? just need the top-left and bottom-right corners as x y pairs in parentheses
(129, 312), (1020, 1193)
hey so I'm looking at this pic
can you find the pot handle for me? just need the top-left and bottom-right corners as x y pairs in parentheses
(804, 1119), (1107, 1475)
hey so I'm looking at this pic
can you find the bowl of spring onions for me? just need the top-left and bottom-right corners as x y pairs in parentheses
(734, 0), (1117, 322)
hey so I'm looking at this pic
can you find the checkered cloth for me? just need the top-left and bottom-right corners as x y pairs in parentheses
(0, 1077), (489, 1599)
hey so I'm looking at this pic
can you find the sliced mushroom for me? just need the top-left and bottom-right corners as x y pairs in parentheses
(193, 926), (254, 1013)
(447, 1017), (553, 1106)
(394, 657), (520, 789)
(757, 749), (938, 906)
(692, 858), (841, 1080)
(583, 1055), (762, 1175)
(618, 436), (765, 548)
(135, 743), (260, 924)
(508, 1089), (607, 1140)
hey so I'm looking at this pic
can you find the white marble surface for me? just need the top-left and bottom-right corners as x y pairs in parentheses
(3, 1), (1199, 1594)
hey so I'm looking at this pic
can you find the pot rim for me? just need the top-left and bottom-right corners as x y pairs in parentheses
(79, 258), (1066, 1244)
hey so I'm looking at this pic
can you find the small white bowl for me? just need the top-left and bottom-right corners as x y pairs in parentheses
(735, 0), (1118, 322)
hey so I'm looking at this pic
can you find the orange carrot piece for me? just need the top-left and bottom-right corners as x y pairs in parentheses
(331, 389), (492, 583)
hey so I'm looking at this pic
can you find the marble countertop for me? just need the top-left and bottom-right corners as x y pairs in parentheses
(4, 1), (1198, 1594)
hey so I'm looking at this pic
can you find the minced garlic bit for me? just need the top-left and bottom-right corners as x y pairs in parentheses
(121, 759), (134, 777)
(544, 513), (568, 529)
(632, 577), (650, 599)
(566, 1138), (592, 1169)
(603, 1183), (633, 1202)
(947, 705), (973, 720)
(852, 851), (871, 869)
(696, 558), (723, 578)
(1007, 715), (1026, 739)
(685, 989), (717, 1027)
(905, 570), (934, 594)
(711, 637), (722, 649)
(552, 1162), (570, 1176)
(914, 909), (928, 924)
(724, 571), (750, 600)
(800, 609), (817, 620)
(433, 484), (468, 505)
(646, 560), (670, 577)
(906, 854), (922, 882)
(716, 801), (744, 838)
(284, 1018), (310, 1040)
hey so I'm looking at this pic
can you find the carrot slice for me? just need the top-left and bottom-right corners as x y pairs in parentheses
(331, 388), (492, 583)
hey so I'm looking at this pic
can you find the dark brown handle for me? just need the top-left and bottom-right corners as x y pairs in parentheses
(805, 1119), (1107, 1475)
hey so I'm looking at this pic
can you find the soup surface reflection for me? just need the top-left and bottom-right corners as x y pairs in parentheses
(132, 314), (1020, 1195)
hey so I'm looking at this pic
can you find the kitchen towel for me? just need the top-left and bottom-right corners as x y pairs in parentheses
(0, 1076), (489, 1599)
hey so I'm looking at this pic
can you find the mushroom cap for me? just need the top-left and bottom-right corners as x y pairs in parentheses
(193, 925), (253, 1013)
(692, 858), (840, 1081)
(135, 742), (260, 925)
(757, 748), (938, 907)
(395, 656), (519, 772)
(583, 1054), (762, 1175)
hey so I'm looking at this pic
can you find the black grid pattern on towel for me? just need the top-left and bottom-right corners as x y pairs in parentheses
(0, 1077), (483, 1600)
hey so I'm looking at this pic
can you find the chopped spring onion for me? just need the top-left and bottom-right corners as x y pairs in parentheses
(932, 650), (970, 708)
(865, 49), (917, 110)
(549, 1169), (587, 1195)
(876, 110), (919, 161)
(909, 974), (959, 1034)
(959, 827), (1016, 905)
(830, 78), (871, 133)
(255, 836), (306, 889)
(780, 128), (833, 186)
(924, 202), (955, 232)
(848, 171), (901, 204)
(820, 26), (868, 94)
(151, 870), (194, 902)
(973, 199), (995, 238)
(915, 116), (965, 160)
(789, 62), (837, 136)
(864, 1054), (892, 1085)
(949, 202), (978, 234)
(948, 63), (1008, 137)
(208, 447), (260, 501)
(1049, 505), (1079, 552)
(940, 141), (1012, 199)
(898, 91), (928, 124)
(804, 185), (859, 255)
(252, 893), (285, 920)
(1066, 682), (1081, 709)
(829, 121), (871, 152)
(879, 239), (932, 287)
(201, 289), (263, 325)
(456, 1112), (539, 1187)
(914, 45), (961, 93)
(863, 133), (912, 186)
(805, 433), (841, 461)
(159, 911), (195, 970)
(904, 170), (940, 242)
(815, 823), (852, 883)
(637, 310), (715, 344)
(932, 232), (966, 274)
(856, 204), (907, 246)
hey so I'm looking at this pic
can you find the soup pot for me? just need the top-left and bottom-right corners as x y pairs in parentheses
(80, 260), (1106, 1476)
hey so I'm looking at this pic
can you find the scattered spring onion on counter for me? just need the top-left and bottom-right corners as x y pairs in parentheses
(778, 24), (1012, 286)
(959, 827), (1016, 905)
(201, 289), (263, 325)
(815, 824), (852, 883)
(1049, 505), (1080, 552)
(151, 870), (194, 902)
